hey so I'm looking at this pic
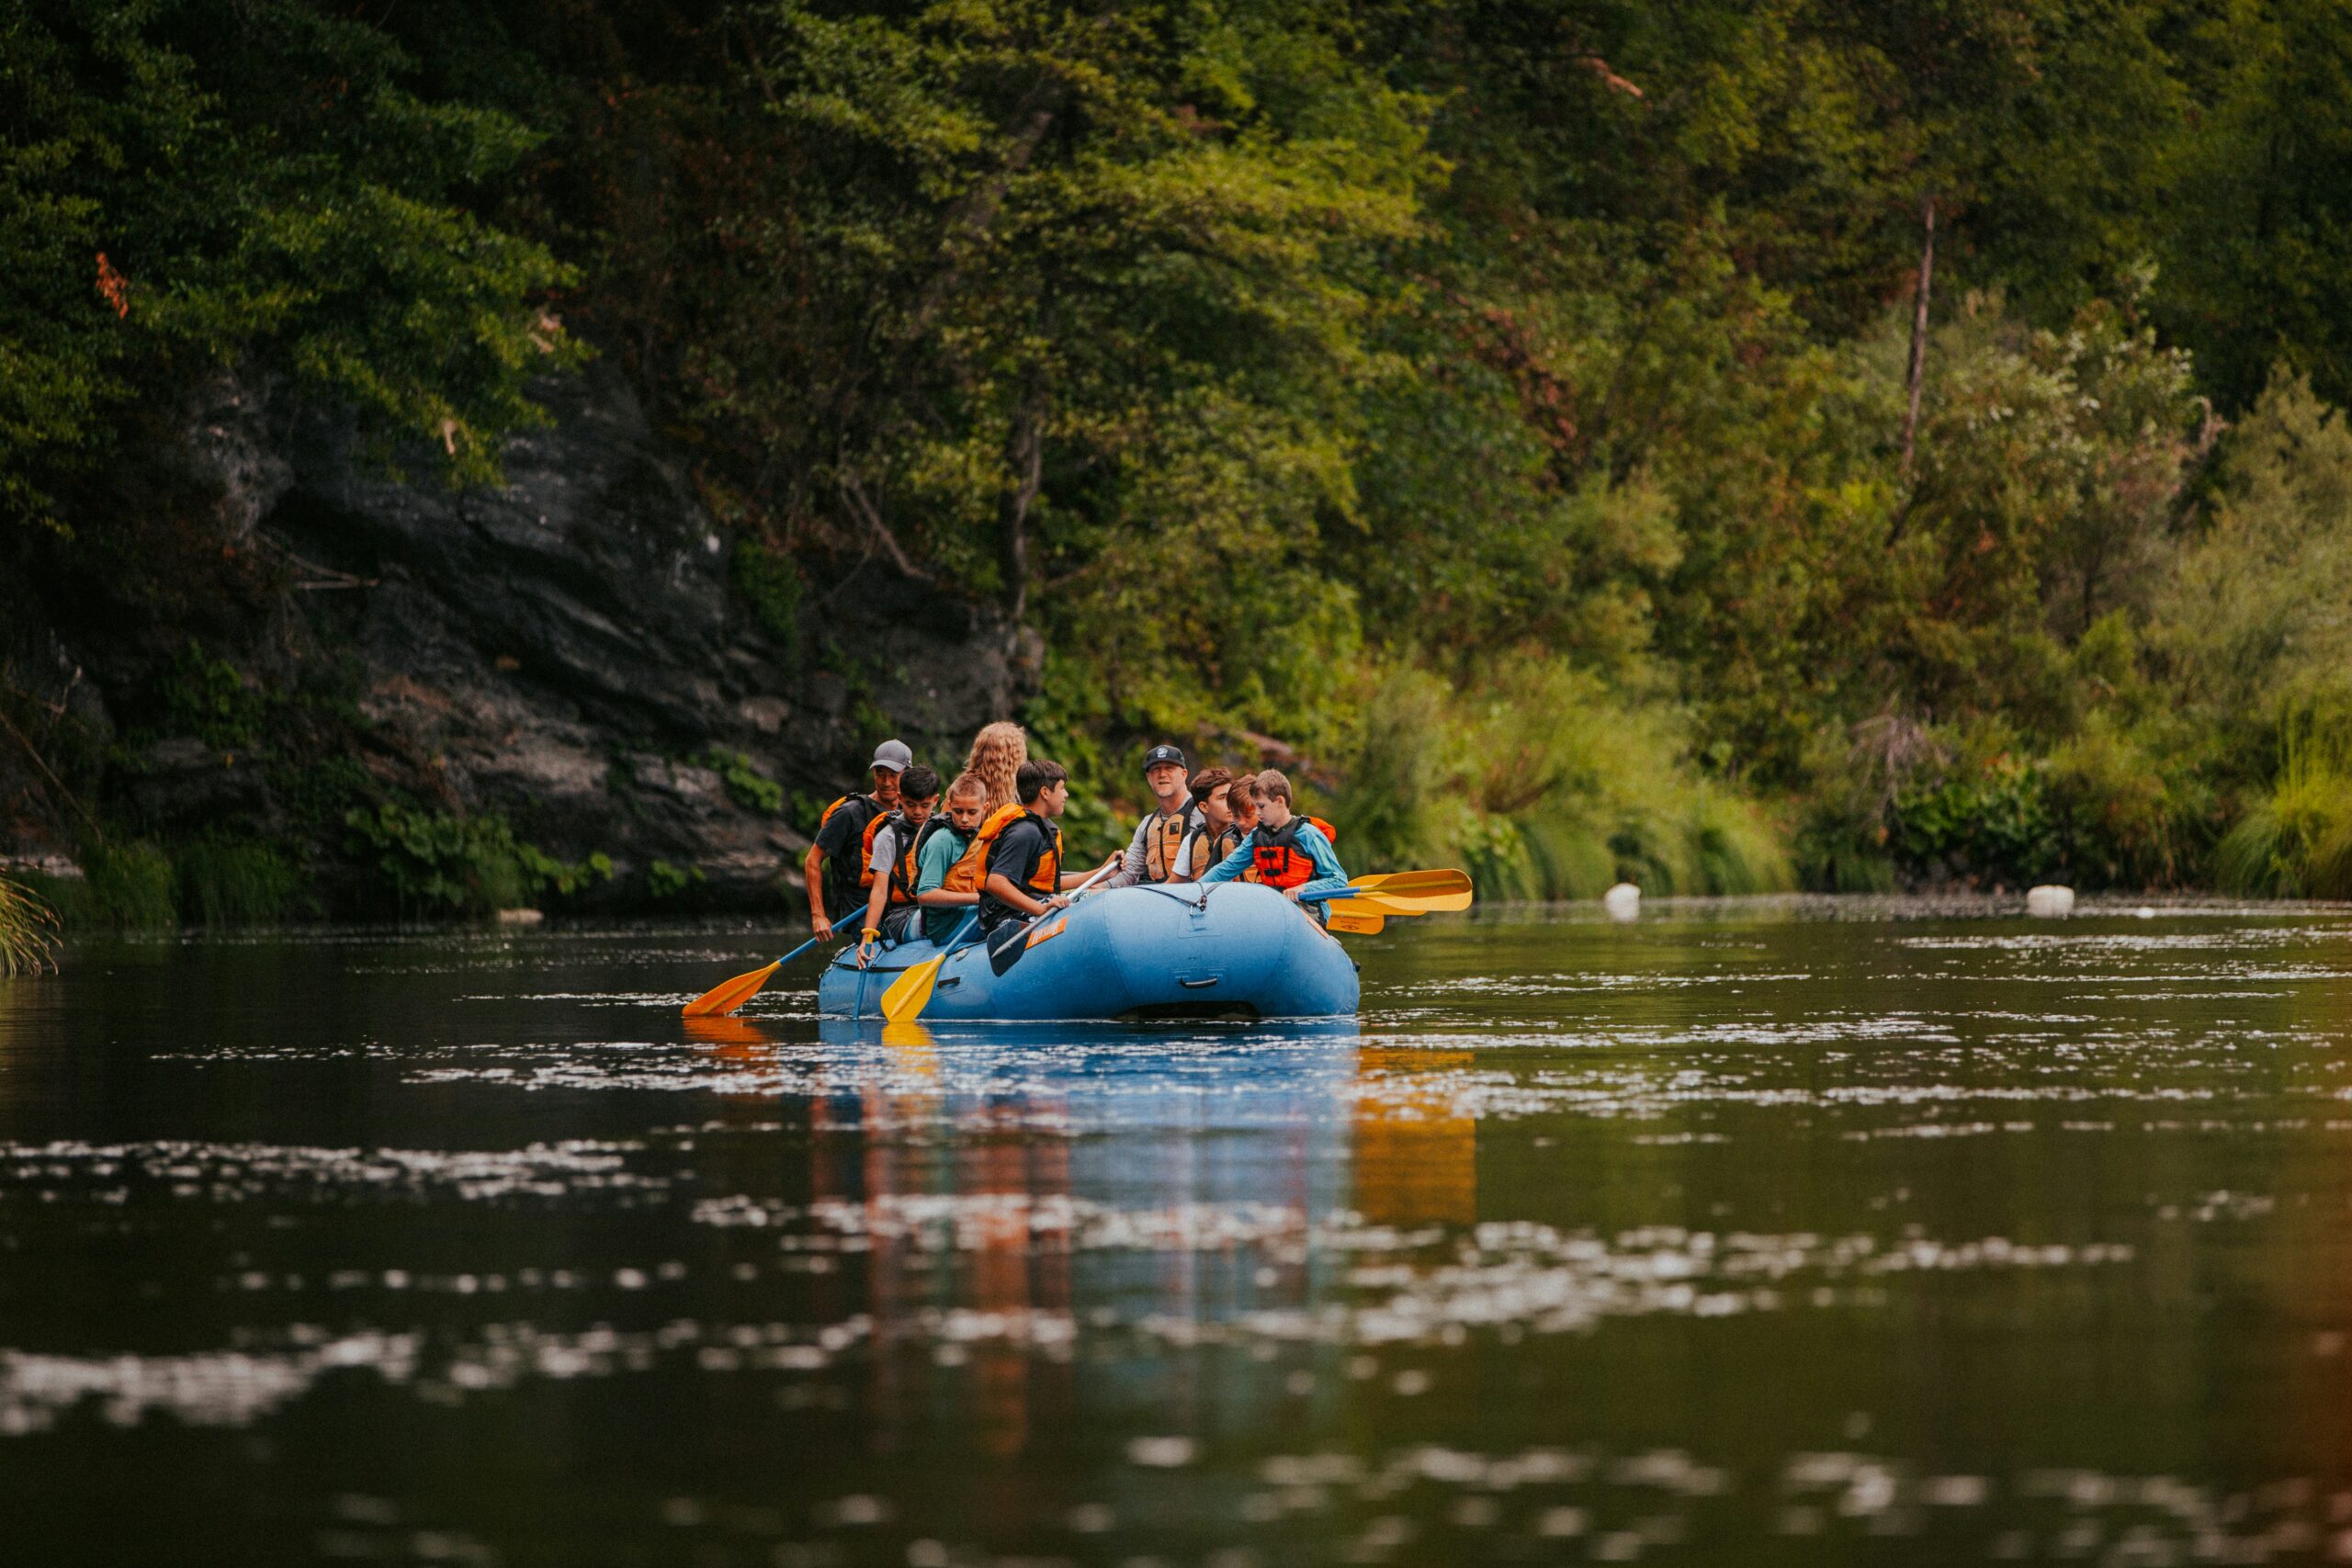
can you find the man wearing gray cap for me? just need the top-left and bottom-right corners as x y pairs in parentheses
(1100, 743), (1208, 889)
(803, 739), (912, 939)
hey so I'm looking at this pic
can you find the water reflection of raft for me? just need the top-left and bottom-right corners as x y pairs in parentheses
(817, 884), (1361, 1022)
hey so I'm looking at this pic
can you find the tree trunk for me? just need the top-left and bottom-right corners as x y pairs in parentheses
(1001, 398), (1044, 626)
(1899, 193), (1937, 482)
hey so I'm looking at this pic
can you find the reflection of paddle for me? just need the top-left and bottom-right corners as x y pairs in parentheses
(884, 860), (1118, 1023)
(683, 911), (856, 1018)
(682, 1013), (777, 1048)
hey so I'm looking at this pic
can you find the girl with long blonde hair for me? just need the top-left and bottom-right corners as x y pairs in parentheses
(964, 721), (1027, 814)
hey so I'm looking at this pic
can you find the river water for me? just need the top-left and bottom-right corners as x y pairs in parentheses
(6, 897), (2352, 1565)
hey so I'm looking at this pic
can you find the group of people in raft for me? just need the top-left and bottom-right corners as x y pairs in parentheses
(799, 720), (1348, 976)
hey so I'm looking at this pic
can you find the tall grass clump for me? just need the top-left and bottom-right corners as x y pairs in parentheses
(0, 874), (57, 975)
(2215, 728), (2352, 897)
(26, 843), (180, 931)
(175, 838), (305, 926)
(1333, 657), (1793, 900)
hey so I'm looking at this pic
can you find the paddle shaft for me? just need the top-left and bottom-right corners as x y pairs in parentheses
(780, 909), (859, 964)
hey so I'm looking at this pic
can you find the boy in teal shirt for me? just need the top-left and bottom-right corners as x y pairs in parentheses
(913, 772), (989, 943)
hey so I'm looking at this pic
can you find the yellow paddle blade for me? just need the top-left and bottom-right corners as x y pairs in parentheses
(880, 950), (952, 1023)
(682, 960), (781, 1019)
(1325, 894), (1419, 919)
(1350, 868), (1472, 900)
(1325, 888), (1469, 918)
(1327, 909), (1385, 934)
(1363, 887), (1474, 913)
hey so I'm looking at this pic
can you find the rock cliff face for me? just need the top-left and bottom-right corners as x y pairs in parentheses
(0, 367), (1030, 909)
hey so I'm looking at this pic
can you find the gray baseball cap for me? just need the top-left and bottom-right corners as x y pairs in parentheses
(870, 739), (913, 773)
(1142, 744), (1187, 773)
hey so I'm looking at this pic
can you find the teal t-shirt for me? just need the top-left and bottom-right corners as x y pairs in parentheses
(915, 823), (975, 944)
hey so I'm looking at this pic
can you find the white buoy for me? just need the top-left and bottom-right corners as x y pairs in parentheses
(1602, 882), (1641, 921)
(495, 907), (545, 927)
(2025, 885), (2075, 919)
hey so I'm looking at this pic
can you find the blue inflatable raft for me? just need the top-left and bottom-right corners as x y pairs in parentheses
(817, 883), (1361, 1021)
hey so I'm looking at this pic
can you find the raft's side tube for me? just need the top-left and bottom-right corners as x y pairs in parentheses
(816, 884), (1358, 1021)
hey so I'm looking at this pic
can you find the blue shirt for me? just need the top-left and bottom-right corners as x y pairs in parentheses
(1200, 819), (1349, 900)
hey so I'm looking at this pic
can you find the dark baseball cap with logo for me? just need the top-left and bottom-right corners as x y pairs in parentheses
(1141, 744), (1187, 773)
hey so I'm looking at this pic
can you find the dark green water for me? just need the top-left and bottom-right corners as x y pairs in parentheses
(7, 897), (2352, 1565)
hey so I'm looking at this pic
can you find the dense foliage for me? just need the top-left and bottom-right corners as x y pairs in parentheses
(11, 0), (2352, 904)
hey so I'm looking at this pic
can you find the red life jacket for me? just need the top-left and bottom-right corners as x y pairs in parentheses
(1251, 816), (1337, 890)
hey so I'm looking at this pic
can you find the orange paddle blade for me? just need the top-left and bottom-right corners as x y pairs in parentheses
(682, 960), (781, 1019)
(1327, 909), (1385, 934)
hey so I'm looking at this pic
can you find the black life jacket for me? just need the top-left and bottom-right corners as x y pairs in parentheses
(818, 793), (887, 900)
(862, 810), (928, 906)
(981, 810), (1061, 907)
(1251, 815), (1337, 891)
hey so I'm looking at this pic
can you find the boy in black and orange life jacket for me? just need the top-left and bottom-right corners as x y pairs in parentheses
(1200, 768), (1346, 917)
(804, 739), (910, 940)
(854, 766), (941, 967)
(979, 759), (1122, 970)
(1102, 743), (1206, 886)
(1190, 767), (1247, 870)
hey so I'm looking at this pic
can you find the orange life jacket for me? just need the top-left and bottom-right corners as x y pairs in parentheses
(1001, 808), (1058, 893)
(1251, 816), (1338, 891)
(860, 810), (929, 906)
(901, 816), (969, 903)
(942, 802), (1031, 897)
(1141, 807), (1206, 883)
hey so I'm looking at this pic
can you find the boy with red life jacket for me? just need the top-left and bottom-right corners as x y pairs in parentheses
(979, 759), (1121, 972)
(1199, 768), (1346, 917)
(803, 739), (910, 940)
(854, 766), (942, 967)
(912, 771), (989, 944)
(1102, 743), (1207, 887)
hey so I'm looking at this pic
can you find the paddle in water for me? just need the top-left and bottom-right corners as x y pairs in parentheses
(878, 909), (978, 1023)
(884, 861), (1119, 1023)
(682, 911), (856, 1019)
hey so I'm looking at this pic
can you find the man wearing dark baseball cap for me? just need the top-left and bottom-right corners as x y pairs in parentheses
(1101, 743), (1209, 888)
(802, 739), (912, 939)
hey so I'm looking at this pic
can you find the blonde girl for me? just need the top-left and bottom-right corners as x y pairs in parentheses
(963, 721), (1027, 815)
